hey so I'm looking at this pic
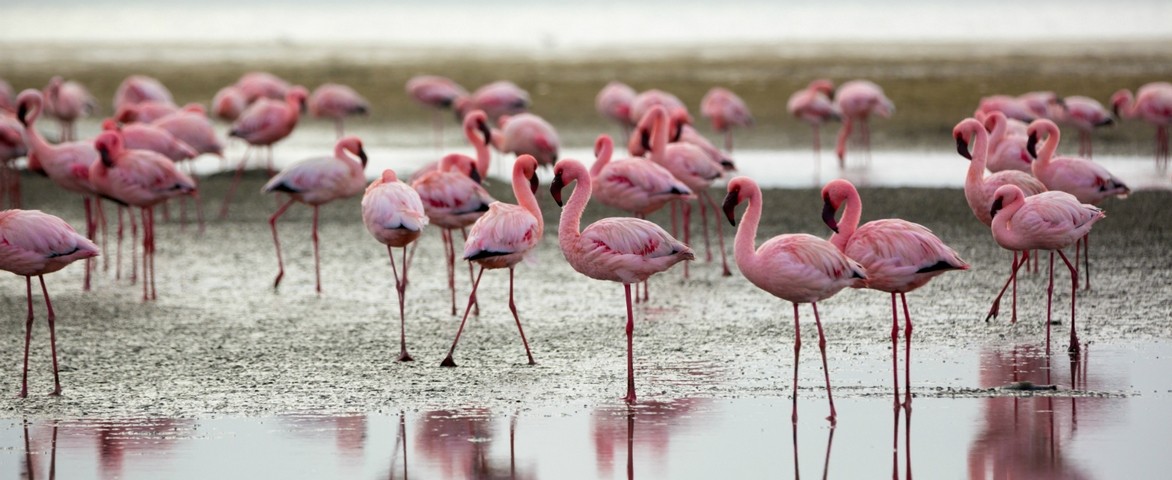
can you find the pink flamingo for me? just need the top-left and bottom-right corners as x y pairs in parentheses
(1017, 91), (1062, 119)
(43, 76), (97, 142)
(152, 106), (225, 158)
(723, 176), (865, 425)
(409, 110), (493, 183)
(236, 71), (292, 103)
(551, 158), (694, 403)
(309, 83), (370, 138)
(211, 85), (248, 122)
(113, 75), (174, 112)
(954, 117), (1045, 323)
(116, 101), (180, 124)
(1053, 95), (1114, 158)
(821, 178), (968, 407)
(16, 89), (102, 291)
(974, 95), (1036, 123)
(0, 209), (99, 397)
(91, 130), (198, 301)
(980, 112), (1033, 173)
(787, 79), (839, 177)
(590, 133), (693, 301)
(700, 87), (753, 152)
(440, 155), (543, 367)
(0, 114), (26, 208)
(406, 75), (469, 149)
(362, 168), (429, 362)
(1111, 82), (1172, 170)
(627, 89), (686, 128)
(0, 79), (14, 112)
(101, 118), (197, 162)
(221, 85), (308, 218)
(411, 153), (494, 315)
(1027, 118), (1129, 291)
(454, 81), (530, 122)
(495, 113), (560, 168)
(262, 135), (368, 293)
(642, 105), (730, 278)
(988, 184), (1104, 355)
(834, 80), (894, 167)
(595, 81), (637, 141)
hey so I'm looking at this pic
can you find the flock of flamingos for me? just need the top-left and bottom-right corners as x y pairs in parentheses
(0, 72), (1169, 425)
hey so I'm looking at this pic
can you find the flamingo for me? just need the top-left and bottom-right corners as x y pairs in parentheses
(988, 185), (1104, 355)
(362, 168), (429, 362)
(1017, 91), (1062, 120)
(91, 130), (198, 301)
(309, 83), (370, 138)
(551, 158), (694, 403)
(954, 117), (1045, 323)
(406, 75), (469, 149)
(1027, 118), (1129, 291)
(787, 79), (839, 178)
(440, 154), (542, 367)
(0, 209), (99, 397)
(152, 105), (224, 158)
(641, 105), (730, 278)
(700, 87), (753, 152)
(1111, 82), (1172, 171)
(974, 95), (1036, 123)
(723, 176), (865, 425)
(595, 81), (637, 141)
(262, 135), (368, 293)
(411, 153), (494, 316)
(833, 80), (894, 167)
(236, 71), (292, 103)
(820, 178), (968, 407)
(590, 133), (693, 301)
(454, 81), (530, 122)
(1053, 96), (1113, 158)
(43, 76), (97, 142)
(627, 89), (686, 128)
(211, 84), (248, 122)
(101, 118), (197, 162)
(981, 112), (1033, 173)
(113, 75), (174, 112)
(16, 89), (102, 291)
(116, 101), (180, 124)
(221, 85), (308, 218)
(1, 114), (26, 208)
(409, 110), (493, 183)
(495, 113), (559, 168)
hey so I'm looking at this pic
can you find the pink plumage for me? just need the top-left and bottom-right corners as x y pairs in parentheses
(834, 79), (894, 167)
(152, 109), (224, 157)
(229, 86), (307, 147)
(627, 89), (686, 127)
(113, 75), (174, 112)
(700, 87), (752, 152)
(496, 113), (559, 167)
(236, 72), (292, 104)
(787, 79), (839, 167)
(954, 118), (1047, 227)
(455, 81), (530, 122)
(980, 112), (1033, 174)
(406, 75), (469, 110)
(1027, 119), (1129, 205)
(211, 85), (248, 122)
(596, 81), (637, 133)
(116, 100), (179, 124)
(1111, 82), (1172, 170)
(1054, 95), (1114, 158)
(409, 110), (492, 183)
(102, 118), (197, 162)
(42, 76), (96, 141)
(589, 133), (693, 217)
(309, 83), (370, 138)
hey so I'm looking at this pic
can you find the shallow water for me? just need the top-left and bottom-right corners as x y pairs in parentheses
(3, 343), (1169, 479)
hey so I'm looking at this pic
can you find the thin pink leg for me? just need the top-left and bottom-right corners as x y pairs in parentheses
(95, 200), (108, 272)
(312, 206), (321, 294)
(791, 302), (801, 424)
(701, 191), (731, 276)
(1082, 235), (1091, 291)
(116, 206), (124, 280)
(130, 206), (138, 284)
(40, 276), (62, 395)
(698, 191), (712, 262)
(889, 293), (900, 408)
(444, 229), (456, 316)
(82, 197), (93, 291)
(140, 208), (150, 302)
(812, 125), (822, 185)
(986, 250), (1029, 321)
(811, 302), (837, 425)
(389, 246), (412, 362)
(507, 267), (537, 365)
(19, 276), (32, 398)
(724, 130), (734, 153)
(681, 201), (691, 279)
(461, 228), (478, 316)
(1046, 251), (1055, 355)
(1056, 250), (1080, 355)
(901, 292), (913, 409)
(624, 283), (636, 404)
(269, 199), (296, 290)
(1011, 251), (1018, 323)
(441, 266), (485, 367)
(219, 146), (252, 219)
(148, 207), (157, 300)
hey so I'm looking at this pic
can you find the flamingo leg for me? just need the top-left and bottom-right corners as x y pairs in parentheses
(835, 117), (854, 169)
(95, 200), (108, 272)
(724, 130), (734, 153)
(791, 302), (801, 424)
(334, 118), (344, 139)
(891, 407), (900, 480)
(1011, 251), (1018, 324)
(389, 246), (412, 362)
(443, 229), (456, 316)
(148, 207), (157, 300)
(462, 227), (479, 316)
(624, 283), (636, 404)
(812, 125), (822, 185)
(889, 293), (900, 408)
(698, 193), (712, 262)
(116, 206), (124, 280)
(82, 197), (93, 291)
(1056, 250), (1080, 355)
(861, 120), (872, 167)
(507, 267), (537, 365)
(1046, 251), (1055, 355)
(140, 208), (150, 302)
(269, 198), (296, 290)
(312, 206), (321, 294)
(701, 190), (732, 276)
(901, 292), (913, 409)
(1083, 234), (1091, 291)
(19, 276), (33, 398)
(130, 210), (138, 284)
(440, 266), (485, 367)
(39, 276), (61, 396)
(681, 201), (691, 279)
(986, 250), (1029, 321)
(219, 145), (252, 219)
(811, 302), (837, 425)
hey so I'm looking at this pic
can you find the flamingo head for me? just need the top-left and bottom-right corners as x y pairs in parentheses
(550, 167), (568, 207)
(1109, 89), (1133, 119)
(1026, 133), (1038, 159)
(821, 194), (841, 234)
(550, 159), (587, 207)
(722, 182), (745, 227)
(94, 131), (123, 168)
(514, 155), (540, 195)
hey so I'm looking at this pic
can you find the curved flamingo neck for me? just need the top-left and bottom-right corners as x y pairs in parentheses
(464, 116), (491, 178)
(733, 183), (763, 271)
(986, 113), (1007, 148)
(590, 136), (613, 177)
(1033, 121), (1060, 169)
(649, 107), (668, 164)
(557, 165), (592, 257)
(964, 120), (991, 190)
(829, 187), (861, 252)
(991, 193), (1024, 245)
(512, 164), (543, 233)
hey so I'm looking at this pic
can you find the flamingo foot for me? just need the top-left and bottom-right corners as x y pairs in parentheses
(826, 413), (837, 426)
(49, 387), (61, 396)
(623, 392), (636, 404)
(985, 297), (1001, 322)
(397, 351), (414, 362)
(273, 272), (284, 290)
(440, 356), (457, 367)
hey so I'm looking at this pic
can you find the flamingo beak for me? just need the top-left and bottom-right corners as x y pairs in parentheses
(640, 129), (651, 152)
(955, 134), (972, 160)
(821, 198), (840, 233)
(97, 143), (114, 168)
(721, 189), (739, 227)
(550, 172), (566, 207)
(17, 103), (29, 126)
(990, 196), (1005, 219)
(1026, 133), (1038, 159)
(358, 148), (368, 168)
(469, 167), (482, 184)
(528, 172), (539, 195)
(478, 120), (492, 145)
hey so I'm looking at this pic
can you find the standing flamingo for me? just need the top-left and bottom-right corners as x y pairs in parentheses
(1018, 91), (1062, 120)
(820, 179), (968, 407)
(362, 168), (429, 362)
(551, 158), (694, 403)
(309, 83), (370, 138)
(495, 113), (560, 168)
(700, 87), (753, 152)
(723, 176), (865, 424)
(211, 85), (248, 122)
(787, 79), (839, 180)
(263, 135), (368, 293)
(221, 85), (308, 218)
(0, 79), (15, 112)
(411, 153), (494, 315)
(16, 89), (102, 291)
(90, 130), (198, 301)
(627, 89), (686, 128)
(988, 185), (1104, 354)
(101, 118), (198, 162)
(409, 110), (493, 183)
(975, 95), (1036, 123)
(113, 75), (174, 112)
(1027, 118), (1129, 291)
(454, 81), (530, 122)
(0, 209), (99, 397)
(153, 106), (225, 158)
(405, 75), (469, 149)
(236, 71), (292, 103)
(440, 155), (542, 367)
(954, 117), (1046, 323)
(595, 81), (637, 141)
(116, 101), (180, 124)
(981, 112), (1033, 174)
(1053, 96), (1113, 158)
(834, 80), (894, 168)
(43, 76), (97, 141)
(1111, 82), (1172, 170)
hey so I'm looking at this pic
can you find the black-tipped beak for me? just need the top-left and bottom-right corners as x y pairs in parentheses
(1112, 104), (1121, 119)
(821, 199), (840, 233)
(528, 172), (539, 195)
(721, 189), (739, 227)
(469, 168), (482, 184)
(358, 148), (368, 167)
(720, 159), (736, 171)
(640, 129), (651, 152)
(478, 120), (492, 145)
(1098, 117), (1115, 127)
(990, 196), (1004, 219)
(1026, 133), (1038, 159)
(550, 172), (566, 207)
(98, 144), (114, 168)
(956, 134), (972, 160)
(672, 123), (683, 142)
(17, 103), (29, 126)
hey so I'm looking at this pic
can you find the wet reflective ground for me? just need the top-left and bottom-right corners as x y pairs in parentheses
(5, 343), (1170, 479)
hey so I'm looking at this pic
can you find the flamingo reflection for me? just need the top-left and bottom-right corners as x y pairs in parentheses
(85, 417), (193, 480)
(387, 412), (408, 480)
(790, 419), (835, 480)
(591, 399), (707, 479)
(416, 409), (529, 480)
(21, 421), (58, 480)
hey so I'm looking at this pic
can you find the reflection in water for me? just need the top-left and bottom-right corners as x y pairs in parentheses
(22, 421), (57, 480)
(387, 412), (407, 480)
(416, 408), (528, 480)
(592, 399), (707, 479)
(966, 345), (1094, 479)
(87, 417), (192, 480)
(791, 420), (836, 480)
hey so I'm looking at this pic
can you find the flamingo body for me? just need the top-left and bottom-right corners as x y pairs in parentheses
(262, 136), (368, 205)
(236, 72), (292, 103)
(362, 169), (428, 248)
(153, 110), (224, 157)
(1027, 119), (1129, 205)
(834, 80), (894, 164)
(596, 81), (637, 131)
(113, 75), (174, 112)
(455, 81), (530, 121)
(497, 113), (559, 167)
(590, 134), (693, 216)
(211, 85), (248, 122)
(102, 119), (197, 162)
